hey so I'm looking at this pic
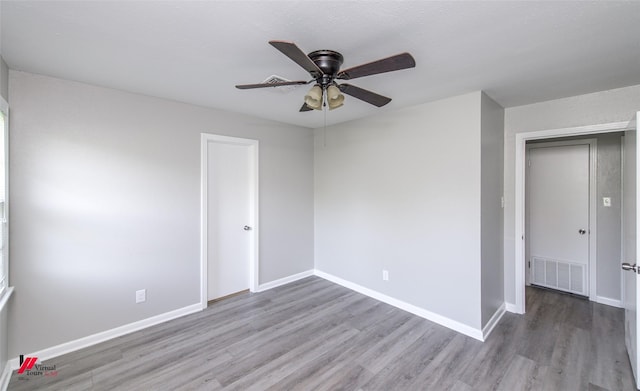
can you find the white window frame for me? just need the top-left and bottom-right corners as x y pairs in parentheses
(0, 95), (12, 307)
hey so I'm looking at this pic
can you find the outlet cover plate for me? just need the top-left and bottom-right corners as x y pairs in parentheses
(136, 289), (146, 303)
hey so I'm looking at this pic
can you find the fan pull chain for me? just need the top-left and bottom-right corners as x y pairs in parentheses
(316, 89), (325, 147)
(323, 94), (327, 148)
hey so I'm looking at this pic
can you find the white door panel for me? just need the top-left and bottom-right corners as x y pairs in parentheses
(206, 141), (253, 300)
(528, 144), (590, 296)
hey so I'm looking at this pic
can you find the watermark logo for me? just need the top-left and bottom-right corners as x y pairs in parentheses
(18, 356), (37, 374)
(17, 355), (58, 379)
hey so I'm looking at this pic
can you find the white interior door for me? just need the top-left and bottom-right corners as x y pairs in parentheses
(623, 113), (639, 390)
(527, 143), (591, 296)
(205, 137), (257, 301)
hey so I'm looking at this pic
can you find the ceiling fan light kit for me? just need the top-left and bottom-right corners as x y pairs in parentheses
(236, 40), (416, 112)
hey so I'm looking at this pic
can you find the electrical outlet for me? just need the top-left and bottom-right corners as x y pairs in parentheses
(136, 289), (146, 303)
(603, 197), (611, 207)
(382, 270), (389, 281)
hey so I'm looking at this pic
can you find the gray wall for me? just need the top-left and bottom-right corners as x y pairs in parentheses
(480, 93), (504, 327)
(0, 57), (7, 101)
(314, 92), (484, 330)
(504, 84), (640, 305)
(596, 133), (623, 300)
(0, 0), (7, 101)
(528, 132), (623, 301)
(8, 71), (314, 357)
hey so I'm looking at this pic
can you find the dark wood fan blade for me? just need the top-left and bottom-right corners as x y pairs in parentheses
(337, 52), (415, 80)
(235, 80), (309, 89)
(338, 84), (391, 107)
(269, 41), (323, 77)
(300, 103), (314, 112)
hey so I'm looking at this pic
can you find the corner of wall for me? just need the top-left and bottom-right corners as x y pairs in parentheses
(480, 92), (505, 327)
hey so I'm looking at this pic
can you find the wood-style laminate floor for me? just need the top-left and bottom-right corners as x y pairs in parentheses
(8, 277), (635, 390)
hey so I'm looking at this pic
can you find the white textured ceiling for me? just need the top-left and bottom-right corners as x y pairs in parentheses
(1, 1), (639, 129)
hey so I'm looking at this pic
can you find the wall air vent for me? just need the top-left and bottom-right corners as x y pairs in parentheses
(531, 256), (587, 296)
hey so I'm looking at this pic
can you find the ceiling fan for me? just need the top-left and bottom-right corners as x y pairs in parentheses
(235, 41), (416, 112)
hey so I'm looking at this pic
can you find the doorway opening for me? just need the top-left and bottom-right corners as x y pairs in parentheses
(514, 121), (630, 314)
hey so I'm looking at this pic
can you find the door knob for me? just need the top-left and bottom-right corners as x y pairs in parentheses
(243, 225), (252, 231)
(622, 263), (638, 272)
(578, 229), (586, 235)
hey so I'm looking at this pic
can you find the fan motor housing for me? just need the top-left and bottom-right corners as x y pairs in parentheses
(308, 50), (344, 85)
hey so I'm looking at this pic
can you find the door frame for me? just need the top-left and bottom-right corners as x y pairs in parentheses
(525, 139), (597, 298)
(514, 121), (630, 314)
(622, 113), (640, 389)
(200, 133), (259, 309)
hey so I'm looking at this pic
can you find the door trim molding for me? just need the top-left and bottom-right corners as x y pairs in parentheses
(525, 139), (597, 299)
(200, 134), (259, 309)
(514, 121), (630, 314)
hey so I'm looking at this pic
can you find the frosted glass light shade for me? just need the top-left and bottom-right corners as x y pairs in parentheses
(326, 85), (344, 110)
(304, 85), (323, 110)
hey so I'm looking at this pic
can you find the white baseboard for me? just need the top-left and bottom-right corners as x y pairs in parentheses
(595, 295), (623, 308)
(0, 360), (12, 391)
(255, 269), (315, 292)
(505, 302), (521, 313)
(314, 269), (484, 341)
(482, 303), (506, 340)
(8, 303), (202, 370)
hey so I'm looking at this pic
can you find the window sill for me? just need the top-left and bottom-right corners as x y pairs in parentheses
(0, 287), (14, 313)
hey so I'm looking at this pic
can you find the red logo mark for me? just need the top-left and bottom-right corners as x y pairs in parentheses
(17, 357), (37, 374)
